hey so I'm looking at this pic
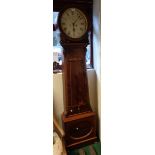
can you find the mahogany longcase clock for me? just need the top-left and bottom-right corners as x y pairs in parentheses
(58, 6), (97, 149)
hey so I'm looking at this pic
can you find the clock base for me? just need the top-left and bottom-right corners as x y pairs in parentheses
(62, 111), (97, 149)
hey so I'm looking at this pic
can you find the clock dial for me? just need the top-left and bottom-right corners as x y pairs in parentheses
(60, 8), (88, 39)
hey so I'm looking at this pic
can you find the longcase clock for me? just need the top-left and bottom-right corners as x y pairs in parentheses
(58, 6), (97, 149)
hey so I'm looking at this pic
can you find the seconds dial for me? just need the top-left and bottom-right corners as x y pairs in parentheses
(60, 8), (88, 39)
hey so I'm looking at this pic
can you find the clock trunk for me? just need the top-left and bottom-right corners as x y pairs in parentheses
(62, 43), (92, 116)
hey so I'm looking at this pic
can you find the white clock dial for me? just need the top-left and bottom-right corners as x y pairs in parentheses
(60, 8), (88, 39)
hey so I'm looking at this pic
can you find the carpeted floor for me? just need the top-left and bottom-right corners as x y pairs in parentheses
(68, 142), (101, 155)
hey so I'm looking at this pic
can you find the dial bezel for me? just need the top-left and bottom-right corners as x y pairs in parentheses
(58, 6), (90, 41)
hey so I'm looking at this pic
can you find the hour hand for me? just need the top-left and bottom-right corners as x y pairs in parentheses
(72, 23), (75, 35)
(72, 23), (75, 30)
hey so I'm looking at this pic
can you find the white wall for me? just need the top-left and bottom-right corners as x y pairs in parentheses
(93, 0), (101, 137)
(53, 69), (97, 127)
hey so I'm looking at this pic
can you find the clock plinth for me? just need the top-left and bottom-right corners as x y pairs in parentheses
(62, 112), (97, 149)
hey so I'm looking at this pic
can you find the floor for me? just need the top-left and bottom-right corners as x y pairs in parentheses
(68, 141), (101, 155)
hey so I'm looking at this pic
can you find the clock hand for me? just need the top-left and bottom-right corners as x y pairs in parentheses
(73, 15), (81, 24)
(72, 23), (75, 31)
(72, 16), (80, 37)
(72, 23), (75, 36)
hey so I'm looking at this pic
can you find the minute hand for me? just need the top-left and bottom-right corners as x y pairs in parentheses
(73, 15), (81, 24)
